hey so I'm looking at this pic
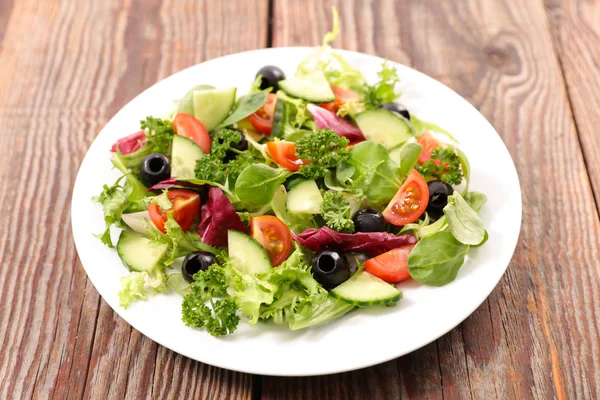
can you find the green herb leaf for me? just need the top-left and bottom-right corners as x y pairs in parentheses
(295, 129), (350, 180)
(457, 148), (471, 195)
(119, 270), (167, 308)
(408, 231), (469, 286)
(410, 115), (457, 142)
(250, 74), (265, 93)
(140, 116), (175, 155)
(444, 192), (485, 245)
(321, 192), (354, 233)
(464, 191), (488, 213)
(166, 272), (190, 296)
(416, 147), (463, 185)
(234, 164), (290, 206)
(181, 265), (240, 337)
(397, 142), (422, 179)
(443, 192), (486, 245)
(363, 61), (401, 109)
(214, 91), (268, 131)
(349, 141), (400, 207)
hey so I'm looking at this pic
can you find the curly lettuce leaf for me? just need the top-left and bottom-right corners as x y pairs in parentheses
(119, 270), (167, 308)
(295, 7), (367, 93)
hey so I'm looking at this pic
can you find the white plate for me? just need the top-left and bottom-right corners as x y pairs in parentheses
(71, 47), (522, 376)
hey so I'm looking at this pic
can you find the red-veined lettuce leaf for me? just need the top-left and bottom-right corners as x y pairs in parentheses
(306, 104), (365, 143)
(110, 131), (147, 154)
(197, 187), (246, 247)
(291, 226), (416, 255)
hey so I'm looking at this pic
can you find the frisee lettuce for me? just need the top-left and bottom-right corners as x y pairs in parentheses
(225, 248), (355, 331)
(119, 270), (167, 308)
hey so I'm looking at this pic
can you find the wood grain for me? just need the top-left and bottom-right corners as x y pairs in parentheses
(0, 0), (599, 399)
(0, 0), (266, 399)
(544, 0), (600, 209)
(266, 0), (600, 399)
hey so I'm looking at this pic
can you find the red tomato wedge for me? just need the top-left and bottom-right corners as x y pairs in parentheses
(266, 141), (305, 171)
(319, 86), (360, 112)
(250, 216), (292, 266)
(416, 131), (443, 163)
(383, 170), (429, 226)
(364, 244), (416, 283)
(148, 189), (201, 234)
(172, 113), (211, 153)
(248, 93), (277, 135)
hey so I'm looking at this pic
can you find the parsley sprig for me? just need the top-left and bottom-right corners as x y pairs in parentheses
(417, 147), (463, 185)
(181, 264), (240, 337)
(295, 129), (350, 180)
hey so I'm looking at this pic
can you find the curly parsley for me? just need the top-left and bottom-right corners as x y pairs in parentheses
(417, 147), (463, 185)
(321, 192), (354, 233)
(181, 264), (240, 337)
(194, 129), (264, 186)
(295, 129), (350, 180)
(140, 116), (175, 155)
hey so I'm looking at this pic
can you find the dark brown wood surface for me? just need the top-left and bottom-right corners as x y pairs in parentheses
(0, 0), (598, 399)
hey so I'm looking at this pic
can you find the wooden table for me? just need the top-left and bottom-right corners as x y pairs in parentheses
(1, 0), (599, 398)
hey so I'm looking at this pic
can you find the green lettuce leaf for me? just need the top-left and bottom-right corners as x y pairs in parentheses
(119, 270), (167, 308)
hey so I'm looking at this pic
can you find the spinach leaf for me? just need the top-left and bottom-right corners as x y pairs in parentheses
(349, 141), (401, 207)
(408, 231), (469, 286)
(397, 142), (422, 179)
(464, 191), (487, 213)
(234, 164), (290, 206)
(213, 91), (268, 131)
(443, 192), (486, 245)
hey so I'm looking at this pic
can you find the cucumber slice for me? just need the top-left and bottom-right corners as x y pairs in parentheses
(356, 109), (413, 149)
(228, 230), (272, 274)
(271, 98), (287, 138)
(279, 71), (335, 103)
(117, 231), (168, 272)
(286, 180), (323, 214)
(121, 211), (151, 235)
(171, 135), (204, 178)
(193, 87), (237, 131)
(178, 84), (215, 115)
(331, 270), (402, 306)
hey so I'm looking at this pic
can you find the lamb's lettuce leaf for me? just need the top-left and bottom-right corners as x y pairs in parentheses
(349, 141), (401, 207)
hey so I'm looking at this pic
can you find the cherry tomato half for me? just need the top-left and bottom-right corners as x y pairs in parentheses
(266, 141), (305, 171)
(173, 113), (211, 154)
(383, 169), (429, 226)
(148, 189), (201, 234)
(250, 216), (292, 266)
(364, 244), (416, 283)
(248, 93), (277, 135)
(319, 86), (360, 112)
(416, 131), (443, 164)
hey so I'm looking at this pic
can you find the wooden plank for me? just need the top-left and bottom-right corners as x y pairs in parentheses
(0, 0), (266, 399)
(267, 0), (600, 399)
(544, 0), (600, 208)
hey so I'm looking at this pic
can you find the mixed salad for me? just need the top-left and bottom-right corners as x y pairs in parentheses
(94, 10), (488, 337)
